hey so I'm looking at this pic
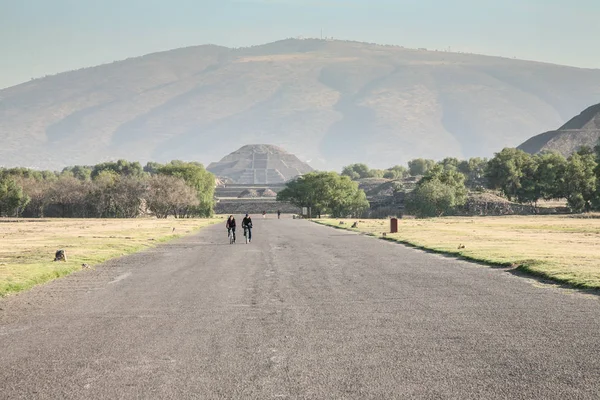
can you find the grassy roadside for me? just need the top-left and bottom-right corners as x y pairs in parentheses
(314, 216), (600, 290)
(0, 218), (221, 297)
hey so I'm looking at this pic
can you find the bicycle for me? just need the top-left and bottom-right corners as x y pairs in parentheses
(243, 226), (252, 244)
(228, 229), (236, 244)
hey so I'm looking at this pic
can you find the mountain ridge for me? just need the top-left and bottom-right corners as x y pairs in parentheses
(2, 38), (600, 170)
(7, 39), (599, 90)
(518, 103), (600, 156)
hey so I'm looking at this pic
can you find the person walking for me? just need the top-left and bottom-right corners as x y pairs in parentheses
(277, 210), (281, 219)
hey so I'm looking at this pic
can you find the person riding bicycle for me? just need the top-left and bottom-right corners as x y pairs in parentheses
(226, 215), (236, 242)
(242, 213), (253, 243)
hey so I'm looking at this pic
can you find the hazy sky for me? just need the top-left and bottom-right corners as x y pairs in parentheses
(1, 0), (598, 89)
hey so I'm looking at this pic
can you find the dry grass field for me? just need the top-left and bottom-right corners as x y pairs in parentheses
(316, 215), (600, 290)
(0, 218), (221, 296)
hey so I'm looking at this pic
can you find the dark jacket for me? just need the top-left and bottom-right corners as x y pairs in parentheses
(242, 217), (252, 228)
(226, 218), (236, 228)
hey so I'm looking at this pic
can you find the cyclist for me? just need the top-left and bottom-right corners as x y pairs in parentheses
(242, 213), (253, 243)
(226, 215), (236, 242)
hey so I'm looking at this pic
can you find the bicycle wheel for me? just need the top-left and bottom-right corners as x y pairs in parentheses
(245, 229), (248, 244)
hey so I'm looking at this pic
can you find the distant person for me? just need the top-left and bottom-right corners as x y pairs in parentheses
(262, 211), (266, 219)
(277, 210), (281, 219)
(242, 213), (253, 243)
(226, 215), (236, 242)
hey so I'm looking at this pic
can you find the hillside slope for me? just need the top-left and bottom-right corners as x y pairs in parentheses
(518, 103), (600, 156)
(1, 39), (600, 170)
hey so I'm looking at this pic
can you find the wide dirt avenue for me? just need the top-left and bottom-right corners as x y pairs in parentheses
(1, 217), (599, 399)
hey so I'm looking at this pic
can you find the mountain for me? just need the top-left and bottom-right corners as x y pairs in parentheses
(207, 144), (313, 184)
(518, 103), (600, 156)
(1, 39), (600, 170)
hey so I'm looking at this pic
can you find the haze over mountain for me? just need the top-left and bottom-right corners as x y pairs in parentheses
(1, 39), (600, 171)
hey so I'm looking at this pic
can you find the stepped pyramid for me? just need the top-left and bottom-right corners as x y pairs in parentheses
(207, 144), (313, 184)
(519, 103), (600, 156)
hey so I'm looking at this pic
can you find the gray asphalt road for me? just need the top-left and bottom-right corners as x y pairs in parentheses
(1, 217), (600, 399)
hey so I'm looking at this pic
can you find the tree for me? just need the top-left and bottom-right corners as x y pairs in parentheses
(0, 176), (29, 217)
(485, 148), (536, 201)
(47, 175), (90, 217)
(514, 157), (539, 205)
(62, 165), (92, 181)
(369, 169), (386, 179)
(534, 152), (567, 201)
(111, 176), (147, 218)
(405, 180), (457, 218)
(419, 165), (468, 205)
(383, 165), (409, 180)
(458, 157), (488, 189)
(277, 172), (369, 218)
(562, 151), (597, 212)
(404, 163), (469, 218)
(143, 161), (164, 175)
(341, 164), (371, 180)
(16, 177), (52, 217)
(408, 158), (436, 176)
(158, 161), (215, 217)
(91, 160), (144, 179)
(146, 175), (199, 218)
(439, 157), (461, 171)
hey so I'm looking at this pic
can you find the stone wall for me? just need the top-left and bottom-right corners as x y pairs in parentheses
(215, 200), (300, 215)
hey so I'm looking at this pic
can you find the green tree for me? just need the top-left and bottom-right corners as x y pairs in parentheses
(405, 180), (457, 218)
(383, 165), (409, 180)
(419, 165), (468, 205)
(485, 148), (536, 201)
(16, 177), (52, 217)
(369, 169), (386, 179)
(0, 176), (30, 217)
(562, 151), (597, 212)
(158, 161), (215, 217)
(439, 157), (461, 171)
(87, 171), (119, 217)
(534, 152), (567, 201)
(143, 161), (164, 175)
(458, 157), (488, 189)
(408, 158), (436, 176)
(592, 141), (600, 210)
(0, 167), (50, 181)
(91, 160), (144, 179)
(341, 163), (371, 180)
(277, 172), (369, 218)
(62, 165), (92, 181)
(514, 157), (540, 205)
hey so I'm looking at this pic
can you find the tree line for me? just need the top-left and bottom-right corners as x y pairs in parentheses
(0, 160), (215, 218)
(276, 172), (369, 218)
(278, 143), (600, 219)
(343, 144), (600, 217)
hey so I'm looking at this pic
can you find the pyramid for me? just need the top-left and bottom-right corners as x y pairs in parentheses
(207, 144), (314, 184)
(519, 103), (600, 156)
